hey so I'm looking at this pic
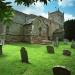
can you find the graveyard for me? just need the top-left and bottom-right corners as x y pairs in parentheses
(0, 41), (75, 75)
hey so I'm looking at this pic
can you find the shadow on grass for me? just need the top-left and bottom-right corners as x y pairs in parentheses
(0, 54), (8, 58)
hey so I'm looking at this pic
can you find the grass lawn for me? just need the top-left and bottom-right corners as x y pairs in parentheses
(0, 42), (75, 75)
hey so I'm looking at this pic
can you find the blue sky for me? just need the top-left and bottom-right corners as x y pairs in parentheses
(5, 0), (75, 21)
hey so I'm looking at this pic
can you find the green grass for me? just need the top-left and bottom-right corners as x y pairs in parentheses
(0, 42), (75, 75)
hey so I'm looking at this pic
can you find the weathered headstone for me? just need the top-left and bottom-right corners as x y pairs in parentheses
(63, 39), (69, 45)
(1, 39), (5, 45)
(63, 50), (71, 56)
(53, 66), (71, 75)
(71, 40), (75, 49)
(20, 47), (29, 63)
(53, 37), (59, 47)
(0, 39), (3, 55)
(46, 46), (54, 53)
(0, 45), (2, 55)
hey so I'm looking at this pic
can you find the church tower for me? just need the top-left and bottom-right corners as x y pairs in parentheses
(48, 9), (64, 40)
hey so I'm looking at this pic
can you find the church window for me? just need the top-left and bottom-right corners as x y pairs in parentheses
(39, 27), (42, 36)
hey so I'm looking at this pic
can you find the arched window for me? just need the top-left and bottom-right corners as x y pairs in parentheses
(39, 27), (42, 36)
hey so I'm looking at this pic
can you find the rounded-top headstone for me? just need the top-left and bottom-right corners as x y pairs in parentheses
(46, 46), (54, 53)
(53, 66), (71, 75)
(20, 47), (29, 63)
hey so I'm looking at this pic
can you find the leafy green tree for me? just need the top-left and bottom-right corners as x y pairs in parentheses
(0, 0), (14, 24)
(64, 19), (75, 41)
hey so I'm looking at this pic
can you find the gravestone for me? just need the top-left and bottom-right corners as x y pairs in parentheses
(0, 39), (3, 55)
(53, 37), (59, 47)
(63, 39), (69, 45)
(0, 45), (2, 55)
(63, 50), (71, 56)
(53, 66), (71, 75)
(20, 47), (29, 63)
(46, 46), (54, 53)
(71, 40), (75, 49)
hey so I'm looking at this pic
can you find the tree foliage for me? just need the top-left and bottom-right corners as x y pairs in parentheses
(64, 19), (75, 41)
(15, 0), (62, 6)
(0, 0), (62, 24)
(0, 0), (14, 24)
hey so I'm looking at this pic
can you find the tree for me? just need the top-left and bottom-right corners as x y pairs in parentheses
(0, 0), (62, 23)
(15, 0), (59, 6)
(0, 0), (14, 24)
(64, 19), (75, 41)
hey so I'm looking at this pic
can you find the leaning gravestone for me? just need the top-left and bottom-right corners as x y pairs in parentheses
(63, 50), (71, 56)
(20, 47), (29, 63)
(46, 46), (54, 53)
(53, 66), (71, 75)
(71, 40), (75, 49)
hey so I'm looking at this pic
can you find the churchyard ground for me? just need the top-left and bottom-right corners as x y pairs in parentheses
(0, 42), (75, 75)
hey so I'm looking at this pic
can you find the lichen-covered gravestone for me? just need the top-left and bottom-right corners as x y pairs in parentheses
(20, 47), (29, 63)
(46, 46), (54, 53)
(53, 66), (71, 75)
(63, 50), (71, 56)
(71, 40), (75, 49)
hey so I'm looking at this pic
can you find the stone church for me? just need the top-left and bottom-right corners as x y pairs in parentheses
(0, 9), (64, 43)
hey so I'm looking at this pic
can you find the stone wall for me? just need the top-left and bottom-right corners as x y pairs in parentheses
(31, 35), (42, 43)
(32, 16), (49, 38)
(5, 35), (23, 43)
(5, 21), (23, 43)
(52, 29), (64, 41)
(22, 24), (32, 43)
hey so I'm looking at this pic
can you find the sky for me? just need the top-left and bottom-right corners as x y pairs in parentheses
(5, 0), (75, 21)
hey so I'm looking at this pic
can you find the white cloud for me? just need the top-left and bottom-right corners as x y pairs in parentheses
(5, 0), (48, 18)
(64, 13), (75, 21)
(21, 1), (48, 18)
(58, 0), (75, 7)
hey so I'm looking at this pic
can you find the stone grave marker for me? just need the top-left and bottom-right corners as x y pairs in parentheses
(0, 39), (5, 45)
(46, 46), (54, 53)
(53, 66), (71, 75)
(71, 40), (75, 49)
(0, 44), (2, 55)
(63, 39), (69, 45)
(0, 39), (4, 55)
(20, 47), (29, 63)
(53, 37), (59, 47)
(63, 50), (71, 56)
